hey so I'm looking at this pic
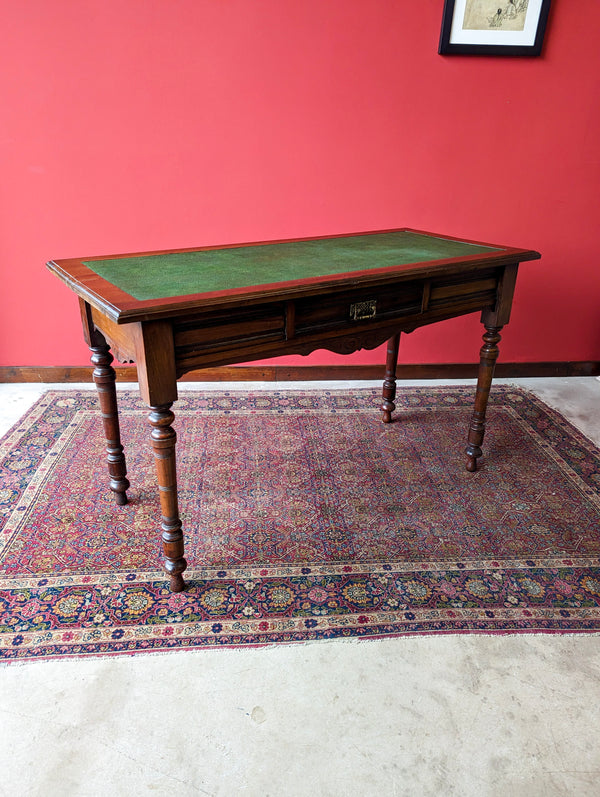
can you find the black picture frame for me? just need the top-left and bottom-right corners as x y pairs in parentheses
(439, 0), (551, 56)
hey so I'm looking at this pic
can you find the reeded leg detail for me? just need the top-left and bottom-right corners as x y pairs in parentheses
(148, 403), (187, 592)
(465, 325), (503, 472)
(381, 333), (401, 423)
(90, 341), (130, 505)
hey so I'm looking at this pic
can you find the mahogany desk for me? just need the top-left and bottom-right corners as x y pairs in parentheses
(47, 229), (540, 592)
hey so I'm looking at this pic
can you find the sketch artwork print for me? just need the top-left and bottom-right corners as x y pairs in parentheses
(438, 0), (549, 54)
(463, 0), (529, 31)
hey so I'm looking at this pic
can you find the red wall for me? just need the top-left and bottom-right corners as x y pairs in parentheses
(1, 1), (598, 369)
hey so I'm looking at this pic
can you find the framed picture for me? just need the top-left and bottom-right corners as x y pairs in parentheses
(439, 0), (552, 56)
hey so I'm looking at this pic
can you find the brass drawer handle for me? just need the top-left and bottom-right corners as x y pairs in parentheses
(349, 299), (377, 321)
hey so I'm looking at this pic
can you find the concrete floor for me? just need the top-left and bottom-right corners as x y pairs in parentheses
(0, 378), (599, 797)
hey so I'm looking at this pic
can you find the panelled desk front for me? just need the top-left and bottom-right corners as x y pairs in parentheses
(47, 229), (540, 592)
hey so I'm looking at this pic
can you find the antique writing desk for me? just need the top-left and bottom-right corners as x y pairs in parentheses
(47, 229), (540, 592)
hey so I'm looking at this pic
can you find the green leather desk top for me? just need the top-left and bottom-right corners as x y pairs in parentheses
(83, 231), (500, 301)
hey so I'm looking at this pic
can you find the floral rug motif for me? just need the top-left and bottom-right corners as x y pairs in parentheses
(1, 387), (599, 661)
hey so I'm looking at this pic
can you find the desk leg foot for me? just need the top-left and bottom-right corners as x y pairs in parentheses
(90, 339), (130, 505)
(381, 333), (401, 423)
(465, 325), (503, 472)
(465, 451), (480, 473)
(149, 403), (187, 592)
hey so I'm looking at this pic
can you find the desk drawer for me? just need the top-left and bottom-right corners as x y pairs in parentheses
(428, 271), (498, 311)
(173, 304), (285, 366)
(294, 281), (423, 335)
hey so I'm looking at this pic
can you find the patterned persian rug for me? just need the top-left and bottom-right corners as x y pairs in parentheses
(1, 387), (599, 661)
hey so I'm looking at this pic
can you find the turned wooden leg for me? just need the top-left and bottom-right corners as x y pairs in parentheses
(148, 403), (187, 592)
(465, 325), (503, 472)
(381, 333), (401, 423)
(90, 340), (130, 505)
